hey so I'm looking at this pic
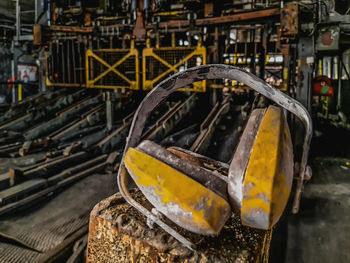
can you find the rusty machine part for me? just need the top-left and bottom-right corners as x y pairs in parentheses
(117, 65), (312, 250)
(37, 1), (312, 95)
(0, 88), (137, 216)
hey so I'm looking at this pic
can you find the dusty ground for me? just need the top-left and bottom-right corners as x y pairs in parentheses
(285, 126), (350, 263)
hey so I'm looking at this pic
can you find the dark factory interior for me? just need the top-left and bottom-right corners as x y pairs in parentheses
(0, 0), (349, 262)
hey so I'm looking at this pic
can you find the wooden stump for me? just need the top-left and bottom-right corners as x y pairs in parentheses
(87, 191), (271, 263)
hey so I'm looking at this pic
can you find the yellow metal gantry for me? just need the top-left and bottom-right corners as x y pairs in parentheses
(85, 41), (139, 90)
(142, 40), (206, 92)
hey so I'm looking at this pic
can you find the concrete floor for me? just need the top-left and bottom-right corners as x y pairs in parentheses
(285, 126), (350, 263)
(286, 157), (350, 263)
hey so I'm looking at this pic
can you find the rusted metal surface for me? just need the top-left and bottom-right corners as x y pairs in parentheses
(167, 147), (229, 177)
(190, 95), (231, 154)
(0, 88), (134, 218)
(0, 89), (68, 128)
(44, 25), (93, 33)
(9, 151), (89, 186)
(0, 152), (116, 216)
(51, 104), (105, 141)
(97, 112), (134, 154)
(19, 138), (56, 156)
(204, 3), (214, 18)
(23, 95), (102, 141)
(280, 3), (299, 36)
(156, 8), (280, 29)
(142, 94), (198, 142)
(120, 65), (311, 154)
(33, 25), (42, 46)
(136, 141), (228, 198)
(133, 12), (146, 41)
(140, 101), (182, 140)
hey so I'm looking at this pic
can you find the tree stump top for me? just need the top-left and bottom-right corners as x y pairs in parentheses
(87, 191), (271, 263)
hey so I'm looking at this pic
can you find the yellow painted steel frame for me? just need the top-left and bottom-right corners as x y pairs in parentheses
(45, 51), (87, 88)
(45, 73), (85, 88)
(18, 84), (22, 101)
(142, 45), (206, 92)
(46, 79), (85, 87)
(241, 105), (293, 230)
(85, 43), (139, 90)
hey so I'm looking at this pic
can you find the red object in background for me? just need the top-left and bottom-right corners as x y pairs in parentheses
(7, 77), (16, 89)
(23, 70), (29, 83)
(321, 32), (333, 46)
(313, 76), (333, 96)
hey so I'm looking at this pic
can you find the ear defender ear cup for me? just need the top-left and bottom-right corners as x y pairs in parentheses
(123, 140), (231, 236)
(229, 106), (293, 230)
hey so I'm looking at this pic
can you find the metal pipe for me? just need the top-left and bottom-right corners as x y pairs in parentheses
(144, 0), (149, 19)
(47, 0), (51, 26)
(106, 92), (114, 131)
(35, 0), (39, 22)
(16, 0), (20, 41)
(318, 0), (322, 23)
(143, 0), (149, 10)
(131, 0), (137, 20)
(337, 54), (342, 110)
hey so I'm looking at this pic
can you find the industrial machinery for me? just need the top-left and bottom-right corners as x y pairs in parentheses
(30, 0), (324, 261)
(1, 0), (350, 261)
(36, 0), (302, 93)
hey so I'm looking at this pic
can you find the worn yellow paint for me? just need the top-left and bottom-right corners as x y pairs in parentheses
(85, 42), (139, 90)
(241, 105), (293, 229)
(156, 11), (187, 16)
(18, 84), (22, 101)
(124, 147), (230, 234)
(142, 44), (206, 92)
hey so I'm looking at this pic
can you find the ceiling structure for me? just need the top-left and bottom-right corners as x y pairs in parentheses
(0, 0), (36, 26)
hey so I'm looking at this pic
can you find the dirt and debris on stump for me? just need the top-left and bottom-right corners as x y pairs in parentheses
(87, 190), (271, 263)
